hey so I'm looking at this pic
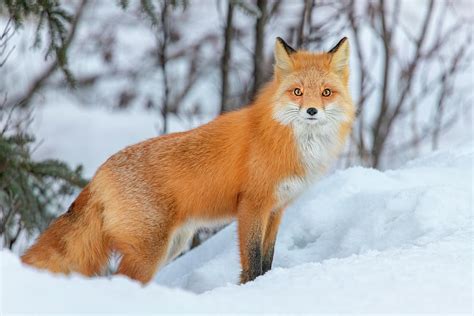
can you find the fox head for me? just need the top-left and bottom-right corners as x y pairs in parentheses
(271, 37), (355, 133)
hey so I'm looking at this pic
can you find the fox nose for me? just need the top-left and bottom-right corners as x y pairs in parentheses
(306, 107), (318, 116)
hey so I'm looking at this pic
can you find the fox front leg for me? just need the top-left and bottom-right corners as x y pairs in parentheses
(237, 200), (270, 284)
(262, 208), (283, 274)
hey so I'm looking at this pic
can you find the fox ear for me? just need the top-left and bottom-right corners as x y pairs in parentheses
(274, 37), (296, 77)
(328, 37), (349, 76)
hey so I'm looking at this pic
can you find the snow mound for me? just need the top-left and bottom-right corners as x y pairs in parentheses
(2, 144), (472, 314)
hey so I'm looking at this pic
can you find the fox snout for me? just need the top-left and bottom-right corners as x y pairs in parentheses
(298, 105), (326, 124)
(306, 107), (318, 116)
(302, 107), (319, 122)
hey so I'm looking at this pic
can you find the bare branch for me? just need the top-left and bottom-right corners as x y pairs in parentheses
(7, 0), (89, 108)
(371, 0), (435, 167)
(0, 19), (16, 68)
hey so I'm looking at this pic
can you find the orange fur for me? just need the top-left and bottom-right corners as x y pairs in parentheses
(21, 37), (355, 284)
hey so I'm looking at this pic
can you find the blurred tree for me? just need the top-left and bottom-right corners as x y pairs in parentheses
(0, 0), (89, 90)
(0, 2), (87, 250)
(139, 0), (188, 133)
(250, 0), (266, 99)
(1, 0), (88, 108)
(249, 0), (283, 101)
(0, 110), (87, 249)
(220, 0), (234, 113)
(299, 0), (472, 168)
(343, 0), (472, 167)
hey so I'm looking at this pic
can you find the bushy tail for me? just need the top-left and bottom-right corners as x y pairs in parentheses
(21, 186), (110, 276)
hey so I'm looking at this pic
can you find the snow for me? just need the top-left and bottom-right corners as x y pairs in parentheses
(1, 143), (472, 314)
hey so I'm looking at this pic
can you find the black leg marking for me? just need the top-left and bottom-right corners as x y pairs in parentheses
(262, 242), (275, 274)
(240, 240), (262, 284)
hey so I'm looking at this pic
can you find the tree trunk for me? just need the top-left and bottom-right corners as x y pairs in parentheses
(220, 1), (234, 114)
(159, 1), (170, 134)
(296, 0), (313, 48)
(250, 0), (266, 100)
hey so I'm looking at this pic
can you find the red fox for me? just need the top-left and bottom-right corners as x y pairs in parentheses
(22, 37), (355, 284)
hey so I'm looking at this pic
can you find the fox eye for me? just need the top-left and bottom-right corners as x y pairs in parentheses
(322, 88), (332, 97)
(293, 88), (303, 96)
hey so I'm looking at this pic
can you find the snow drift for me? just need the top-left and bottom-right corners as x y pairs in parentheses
(1, 143), (472, 314)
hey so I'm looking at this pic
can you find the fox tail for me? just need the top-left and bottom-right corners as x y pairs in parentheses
(21, 186), (110, 276)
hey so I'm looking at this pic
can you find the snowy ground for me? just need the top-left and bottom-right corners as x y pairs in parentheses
(1, 142), (472, 314)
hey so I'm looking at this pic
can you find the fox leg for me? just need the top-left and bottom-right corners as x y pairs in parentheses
(110, 213), (173, 284)
(237, 198), (272, 284)
(166, 224), (195, 262)
(116, 252), (163, 284)
(115, 231), (171, 284)
(262, 208), (283, 274)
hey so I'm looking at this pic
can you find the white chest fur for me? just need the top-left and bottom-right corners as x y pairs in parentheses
(274, 123), (342, 207)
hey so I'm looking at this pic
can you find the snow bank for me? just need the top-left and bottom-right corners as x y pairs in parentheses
(1, 144), (472, 314)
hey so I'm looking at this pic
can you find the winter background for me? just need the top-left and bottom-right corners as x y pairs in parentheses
(0, 0), (473, 314)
